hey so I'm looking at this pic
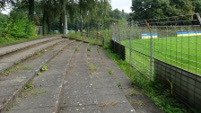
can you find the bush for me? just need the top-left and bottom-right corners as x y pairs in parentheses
(0, 14), (8, 38)
(0, 10), (37, 39)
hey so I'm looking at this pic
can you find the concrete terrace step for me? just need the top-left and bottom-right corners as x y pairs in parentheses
(5, 41), (81, 113)
(0, 39), (75, 113)
(59, 43), (136, 113)
(0, 37), (61, 57)
(97, 46), (165, 113)
(0, 37), (63, 73)
(0, 38), (163, 113)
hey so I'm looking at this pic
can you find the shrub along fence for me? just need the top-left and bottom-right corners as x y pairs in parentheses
(111, 13), (201, 111)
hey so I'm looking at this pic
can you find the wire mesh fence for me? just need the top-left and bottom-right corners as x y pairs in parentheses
(111, 13), (201, 110)
(112, 13), (201, 79)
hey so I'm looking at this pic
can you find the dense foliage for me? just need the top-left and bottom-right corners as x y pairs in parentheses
(131, 0), (201, 20)
(0, 0), (128, 36)
(0, 10), (37, 40)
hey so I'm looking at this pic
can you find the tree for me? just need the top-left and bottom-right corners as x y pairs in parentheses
(131, 0), (194, 20)
(190, 0), (201, 14)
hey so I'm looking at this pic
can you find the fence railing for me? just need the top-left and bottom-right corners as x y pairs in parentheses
(111, 13), (201, 111)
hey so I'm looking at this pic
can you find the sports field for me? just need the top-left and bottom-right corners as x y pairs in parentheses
(121, 36), (201, 76)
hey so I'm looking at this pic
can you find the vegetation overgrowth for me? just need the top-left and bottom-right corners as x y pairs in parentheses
(105, 45), (199, 113)
(64, 29), (112, 46)
(0, 10), (38, 46)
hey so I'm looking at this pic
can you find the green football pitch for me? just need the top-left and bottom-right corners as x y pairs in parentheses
(121, 36), (201, 76)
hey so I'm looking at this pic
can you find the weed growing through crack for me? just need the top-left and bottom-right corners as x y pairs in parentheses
(126, 89), (141, 97)
(75, 45), (80, 51)
(117, 83), (122, 89)
(40, 64), (48, 71)
(37, 72), (41, 76)
(87, 44), (91, 51)
(6, 100), (19, 111)
(99, 102), (118, 107)
(22, 66), (33, 70)
(24, 83), (34, 90)
(2, 98), (6, 104)
(135, 100), (144, 106)
(88, 63), (97, 74)
(2, 64), (32, 75)
(108, 69), (113, 75)
(35, 51), (41, 56)
(21, 90), (47, 98)
(30, 90), (46, 96)
(97, 46), (101, 53)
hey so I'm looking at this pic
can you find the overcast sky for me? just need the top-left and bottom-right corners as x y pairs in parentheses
(111, 0), (132, 13)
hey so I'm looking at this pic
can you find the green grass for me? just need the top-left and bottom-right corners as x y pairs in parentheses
(105, 46), (199, 113)
(2, 64), (33, 76)
(122, 36), (201, 76)
(0, 34), (61, 47)
(64, 32), (103, 46)
(0, 36), (39, 46)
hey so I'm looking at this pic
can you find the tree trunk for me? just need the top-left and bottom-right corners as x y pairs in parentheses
(79, 3), (83, 32)
(42, 8), (47, 35)
(59, 14), (63, 34)
(28, 0), (34, 21)
(47, 16), (51, 33)
(63, 14), (67, 34)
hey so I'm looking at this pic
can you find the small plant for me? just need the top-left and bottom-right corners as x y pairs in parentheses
(40, 64), (48, 71)
(167, 79), (173, 95)
(24, 83), (34, 90)
(21, 90), (46, 98)
(37, 72), (41, 76)
(99, 102), (118, 107)
(6, 101), (19, 111)
(87, 44), (91, 51)
(2, 64), (33, 76)
(126, 89), (140, 96)
(35, 51), (41, 56)
(22, 66), (33, 70)
(75, 45), (80, 51)
(117, 83), (122, 89)
(30, 90), (46, 96)
(2, 99), (6, 104)
(88, 63), (97, 74)
(97, 46), (101, 53)
(108, 69), (114, 75)
(135, 100), (144, 106)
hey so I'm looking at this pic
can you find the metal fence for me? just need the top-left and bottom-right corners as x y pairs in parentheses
(112, 13), (201, 78)
(111, 13), (201, 110)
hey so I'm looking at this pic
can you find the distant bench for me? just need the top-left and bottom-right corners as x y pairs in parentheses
(177, 31), (201, 37)
(141, 33), (158, 39)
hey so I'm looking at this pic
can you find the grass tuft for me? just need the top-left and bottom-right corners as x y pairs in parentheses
(108, 69), (114, 75)
(2, 64), (33, 76)
(88, 63), (97, 74)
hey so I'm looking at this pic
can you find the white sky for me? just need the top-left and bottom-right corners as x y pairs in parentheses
(111, 0), (132, 13)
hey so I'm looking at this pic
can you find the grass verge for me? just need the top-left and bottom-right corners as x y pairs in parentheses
(105, 46), (199, 113)
(63, 32), (103, 46)
(0, 34), (61, 47)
